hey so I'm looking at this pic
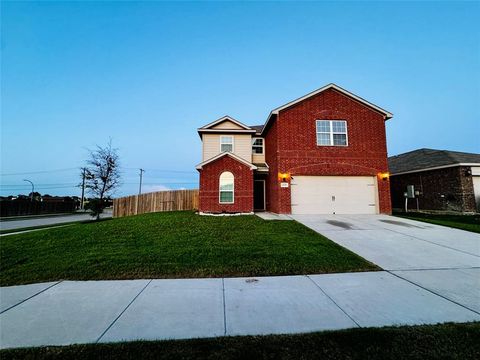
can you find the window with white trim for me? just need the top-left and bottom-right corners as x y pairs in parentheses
(219, 171), (234, 203)
(252, 138), (264, 154)
(220, 136), (234, 152)
(316, 120), (348, 146)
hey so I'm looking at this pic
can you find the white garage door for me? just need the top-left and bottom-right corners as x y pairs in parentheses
(472, 176), (480, 212)
(472, 167), (480, 212)
(291, 176), (378, 214)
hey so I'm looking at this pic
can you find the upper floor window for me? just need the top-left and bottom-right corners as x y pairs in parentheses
(219, 171), (234, 203)
(220, 136), (234, 152)
(252, 138), (264, 154)
(316, 120), (348, 146)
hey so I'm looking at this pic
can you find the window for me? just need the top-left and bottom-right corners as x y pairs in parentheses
(219, 172), (234, 203)
(316, 120), (348, 146)
(252, 138), (264, 154)
(220, 136), (233, 152)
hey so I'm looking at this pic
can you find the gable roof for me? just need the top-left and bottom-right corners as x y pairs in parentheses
(250, 125), (264, 135)
(198, 115), (257, 138)
(388, 148), (480, 175)
(198, 115), (254, 131)
(195, 152), (257, 170)
(261, 83), (393, 135)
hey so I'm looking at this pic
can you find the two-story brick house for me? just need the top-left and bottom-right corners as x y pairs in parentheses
(196, 83), (393, 215)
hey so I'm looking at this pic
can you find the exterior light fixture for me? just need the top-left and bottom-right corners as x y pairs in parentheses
(378, 172), (390, 181)
(278, 172), (290, 182)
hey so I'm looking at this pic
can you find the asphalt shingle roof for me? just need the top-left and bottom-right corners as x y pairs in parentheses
(388, 148), (480, 174)
(250, 125), (264, 134)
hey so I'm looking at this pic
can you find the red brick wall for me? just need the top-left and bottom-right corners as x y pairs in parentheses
(264, 115), (279, 213)
(198, 155), (254, 213)
(390, 166), (476, 213)
(265, 88), (392, 214)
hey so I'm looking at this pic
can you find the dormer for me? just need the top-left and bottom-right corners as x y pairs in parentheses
(198, 116), (261, 163)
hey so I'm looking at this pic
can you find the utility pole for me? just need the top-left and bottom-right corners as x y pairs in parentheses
(80, 167), (86, 210)
(23, 179), (34, 201)
(139, 168), (145, 195)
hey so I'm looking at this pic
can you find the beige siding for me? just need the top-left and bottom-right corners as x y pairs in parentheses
(252, 137), (265, 163)
(234, 135), (252, 162)
(211, 120), (244, 130)
(202, 134), (219, 161)
(202, 134), (252, 162)
(252, 153), (265, 164)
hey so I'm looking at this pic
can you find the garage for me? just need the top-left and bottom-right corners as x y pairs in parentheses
(472, 167), (480, 212)
(290, 176), (378, 214)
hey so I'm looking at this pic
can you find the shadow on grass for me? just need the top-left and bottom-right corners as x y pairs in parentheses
(1, 322), (478, 360)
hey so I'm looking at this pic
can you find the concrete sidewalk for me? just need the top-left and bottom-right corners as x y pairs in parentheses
(1, 271), (479, 349)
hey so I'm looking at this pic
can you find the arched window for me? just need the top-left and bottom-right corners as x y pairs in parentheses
(219, 172), (234, 204)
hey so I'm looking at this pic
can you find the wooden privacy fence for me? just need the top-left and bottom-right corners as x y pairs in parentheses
(113, 189), (199, 218)
(0, 198), (77, 217)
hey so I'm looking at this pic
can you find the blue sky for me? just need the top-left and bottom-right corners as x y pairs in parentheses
(1, 1), (479, 197)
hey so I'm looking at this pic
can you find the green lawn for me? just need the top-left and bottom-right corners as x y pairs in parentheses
(0, 211), (378, 286)
(1, 323), (478, 360)
(395, 212), (480, 233)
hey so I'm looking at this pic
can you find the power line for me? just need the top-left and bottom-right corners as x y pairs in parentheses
(0, 168), (79, 176)
(0, 183), (79, 187)
(1, 167), (197, 176)
(0, 182), (198, 191)
(121, 167), (196, 174)
(0, 185), (78, 191)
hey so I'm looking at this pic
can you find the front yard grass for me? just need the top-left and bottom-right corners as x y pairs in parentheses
(395, 212), (480, 233)
(0, 211), (378, 286)
(1, 322), (478, 360)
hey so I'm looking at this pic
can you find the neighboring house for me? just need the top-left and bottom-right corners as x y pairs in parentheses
(196, 83), (393, 215)
(388, 148), (480, 213)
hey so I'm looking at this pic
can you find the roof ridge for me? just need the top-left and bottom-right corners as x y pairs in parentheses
(198, 115), (253, 130)
(388, 148), (480, 175)
(389, 148), (436, 158)
(441, 149), (459, 163)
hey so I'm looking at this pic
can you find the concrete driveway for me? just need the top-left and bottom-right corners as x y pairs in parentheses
(290, 214), (480, 270)
(291, 214), (480, 313)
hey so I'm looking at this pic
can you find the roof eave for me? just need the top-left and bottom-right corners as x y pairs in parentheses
(196, 152), (258, 171)
(197, 128), (257, 139)
(390, 162), (480, 176)
(197, 129), (257, 133)
(198, 115), (253, 131)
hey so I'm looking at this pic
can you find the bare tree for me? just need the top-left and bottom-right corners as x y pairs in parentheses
(82, 140), (121, 219)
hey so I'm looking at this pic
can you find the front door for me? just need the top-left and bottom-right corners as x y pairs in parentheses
(254, 180), (265, 211)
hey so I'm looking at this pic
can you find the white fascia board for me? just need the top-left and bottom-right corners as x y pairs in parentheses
(271, 84), (393, 118)
(198, 129), (257, 133)
(259, 83), (393, 135)
(196, 152), (258, 170)
(199, 115), (253, 130)
(390, 163), (480, 176)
